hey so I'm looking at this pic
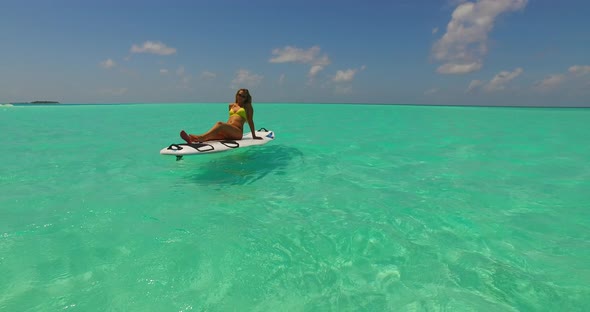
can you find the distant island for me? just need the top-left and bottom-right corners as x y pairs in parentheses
(4, 101), (61, 106)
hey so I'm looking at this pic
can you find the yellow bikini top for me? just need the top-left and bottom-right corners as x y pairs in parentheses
(229, 107), (247, 120)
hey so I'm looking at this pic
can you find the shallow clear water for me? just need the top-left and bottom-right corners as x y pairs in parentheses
(1, 103), (589, 311)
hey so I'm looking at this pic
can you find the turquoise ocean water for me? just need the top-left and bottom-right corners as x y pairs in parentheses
(1, 103), (589, 311)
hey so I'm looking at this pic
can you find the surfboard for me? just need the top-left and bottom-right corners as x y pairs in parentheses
(160, 128), (275, 160)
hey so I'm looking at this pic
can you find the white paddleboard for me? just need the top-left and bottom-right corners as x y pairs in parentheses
(160, 128), (275, 160)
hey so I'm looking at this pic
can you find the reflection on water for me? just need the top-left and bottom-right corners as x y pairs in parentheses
(184, 144), (303, 186)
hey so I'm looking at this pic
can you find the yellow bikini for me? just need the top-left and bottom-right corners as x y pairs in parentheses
(229, 107), (247, 120)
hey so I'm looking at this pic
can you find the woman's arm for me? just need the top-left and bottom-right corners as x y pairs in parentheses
(247, 104), (262, 139)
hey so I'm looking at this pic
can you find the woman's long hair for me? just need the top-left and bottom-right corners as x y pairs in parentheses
(235, 89), (252, 106)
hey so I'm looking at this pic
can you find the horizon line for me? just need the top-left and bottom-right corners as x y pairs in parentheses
(5, 102), (589, 109)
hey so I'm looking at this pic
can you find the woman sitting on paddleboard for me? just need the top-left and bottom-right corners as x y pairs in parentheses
(180, 89), (262, 143)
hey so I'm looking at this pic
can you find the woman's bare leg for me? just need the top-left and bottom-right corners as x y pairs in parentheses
(180, 122), (242, 143)
(198, 122), (243, 141)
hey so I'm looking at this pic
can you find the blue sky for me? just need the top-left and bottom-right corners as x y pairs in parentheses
(1, 0), (589, 106)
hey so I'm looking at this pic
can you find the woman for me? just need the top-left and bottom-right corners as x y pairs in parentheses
(180, 89), (262, 143)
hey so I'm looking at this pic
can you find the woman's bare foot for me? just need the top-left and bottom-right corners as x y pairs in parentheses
(180, 130), (192, 143)
(189, 134), (204, 143)
(181, 130), (206, 143)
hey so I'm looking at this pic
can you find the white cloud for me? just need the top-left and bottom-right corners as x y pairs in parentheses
(333, 69), (356, 83)
(100, 58), (116, 69)
(432, 27), (439, 34)
(314, 55), (331, 67)
(332, 66), (366, 83)
(531, 64), (590, 92)
(270, 46), (331, 80)
(486, 67), (523, 91)
(432, 0), (528, 75)
(160, 69), (169, 74)
(130, 41), (176, 55)
(535, 74), (565, 90)
(278, 73), (285, 85)
(269, 46), (329, 65)
(200, 71), (217, 80)
(466, 67), (523, 92)
(309, 65), (324, 79)
(176, 66), (185, 76)
(466, 79), (484, 93)
(231, 69), (263, 88)
(437, 62), (482, 74)
(569, 65), (590, 76)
